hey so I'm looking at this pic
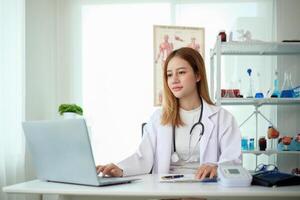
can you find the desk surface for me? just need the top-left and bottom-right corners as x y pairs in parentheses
(3, 174), (300, 198)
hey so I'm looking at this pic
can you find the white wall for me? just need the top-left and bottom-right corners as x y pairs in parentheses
(276, 0), (300, 172)
(24, 0), (300, 176)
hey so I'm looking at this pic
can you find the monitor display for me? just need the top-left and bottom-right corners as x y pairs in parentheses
(228, 169), (240, 174)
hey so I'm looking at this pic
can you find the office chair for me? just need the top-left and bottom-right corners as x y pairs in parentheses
(141, 122), (147, 137)
(141, 122), (153, 174)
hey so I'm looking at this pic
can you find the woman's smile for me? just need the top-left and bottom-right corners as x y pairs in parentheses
(172, 85), (183, 92)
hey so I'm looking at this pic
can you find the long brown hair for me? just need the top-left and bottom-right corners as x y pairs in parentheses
(161, 47), (214, 127)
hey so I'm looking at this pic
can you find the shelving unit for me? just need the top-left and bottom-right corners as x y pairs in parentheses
(210, 41), (300, 56)
(210, 39), (300, 104)
(220, 98), (300, 106)
(242, 150), (300, 156)
(209, 37), (300, 168)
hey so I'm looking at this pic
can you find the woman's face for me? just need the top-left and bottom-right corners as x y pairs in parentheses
(167, 56), (200, 99)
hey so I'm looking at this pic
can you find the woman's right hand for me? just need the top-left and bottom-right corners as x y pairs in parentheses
(96, 163), (123, 177)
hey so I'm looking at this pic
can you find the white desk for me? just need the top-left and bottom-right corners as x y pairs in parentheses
(3, 174), (300, 200)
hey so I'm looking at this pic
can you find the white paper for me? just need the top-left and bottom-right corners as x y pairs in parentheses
(159, 174), (214, 183)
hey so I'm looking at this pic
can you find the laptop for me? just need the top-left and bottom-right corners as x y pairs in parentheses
(22, 118), (139, 186)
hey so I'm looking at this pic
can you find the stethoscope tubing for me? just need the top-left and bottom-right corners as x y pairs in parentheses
(172, 97), (205, 162)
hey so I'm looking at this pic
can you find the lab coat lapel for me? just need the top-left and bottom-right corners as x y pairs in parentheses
(199, 100), (218, 163)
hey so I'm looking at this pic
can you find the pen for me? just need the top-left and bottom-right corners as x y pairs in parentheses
(161, 175), (184, 179)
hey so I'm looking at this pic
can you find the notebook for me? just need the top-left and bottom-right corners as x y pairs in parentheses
(23, 118), (139, 186)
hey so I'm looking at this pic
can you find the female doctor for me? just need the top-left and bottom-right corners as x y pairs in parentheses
(96, 47), (242, 180)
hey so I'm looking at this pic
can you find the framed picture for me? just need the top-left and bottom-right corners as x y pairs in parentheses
(153, 25), (205, 106)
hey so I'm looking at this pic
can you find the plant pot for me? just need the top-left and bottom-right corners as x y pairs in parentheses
(63, 112), (78, 119)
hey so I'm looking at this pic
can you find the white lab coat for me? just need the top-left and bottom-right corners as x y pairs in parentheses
(118, 99), (242, 176)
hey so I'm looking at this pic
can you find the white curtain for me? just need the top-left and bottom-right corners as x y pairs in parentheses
(0, 0), (26, 200)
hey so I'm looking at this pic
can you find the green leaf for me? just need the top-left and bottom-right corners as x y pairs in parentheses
(58, 104), (83, 115)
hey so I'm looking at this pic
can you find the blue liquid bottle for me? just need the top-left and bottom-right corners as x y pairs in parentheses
(241, 137), (248, 150)
(249, 138), (255, 150)
(280, 72), (295, 98)
(255, 72), (264, 98)
(271, 71), (280, 98)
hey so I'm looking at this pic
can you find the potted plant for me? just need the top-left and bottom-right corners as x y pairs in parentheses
(58, 104), (83, 119)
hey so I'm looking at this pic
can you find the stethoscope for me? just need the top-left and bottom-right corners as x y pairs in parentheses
(171, 97), (205, 163)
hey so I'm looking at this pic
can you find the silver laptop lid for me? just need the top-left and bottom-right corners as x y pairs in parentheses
(23, 119), (100, 186)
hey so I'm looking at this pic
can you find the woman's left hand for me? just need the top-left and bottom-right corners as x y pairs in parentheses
(195, 164), (217, 180)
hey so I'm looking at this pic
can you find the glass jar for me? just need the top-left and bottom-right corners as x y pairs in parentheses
(218, 30), (227, 42)
(280, 72), (295, 98)
(249, 138), (255, 150)
(282, 136), (292, 151)
(296, 133), (300, 143)
(241, 137), (248, 150)
(259, 136), (267, 151)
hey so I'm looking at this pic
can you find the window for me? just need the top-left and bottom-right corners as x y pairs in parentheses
(82, 3), (170, 164)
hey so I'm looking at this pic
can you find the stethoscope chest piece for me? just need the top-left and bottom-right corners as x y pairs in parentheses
(171, 152), (180, 163)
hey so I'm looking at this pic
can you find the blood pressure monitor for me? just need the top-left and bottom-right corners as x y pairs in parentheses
(218, 164), (252, 187)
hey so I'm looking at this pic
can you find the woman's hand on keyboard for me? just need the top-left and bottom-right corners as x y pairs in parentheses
(96, 163), (123, 177)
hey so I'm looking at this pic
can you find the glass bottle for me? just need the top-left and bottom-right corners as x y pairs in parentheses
(294, 85), (300, 98)
(218, 30), (227, 42)
(267, 126), (279, 150)
(282, 136), (292, 151)
(280, 72), (295, 98)
(255, 72), (264, 98)
(241, 137), (248, 150)
(259, 136), (267, 151)
(271, 71), (280, 98)
(236, 78), (243, 98)
(249, 138), (255, 150)
(246, 68), (253, 98)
